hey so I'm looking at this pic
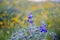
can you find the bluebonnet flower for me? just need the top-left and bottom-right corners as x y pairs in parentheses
(40, 22), (47, 33)
(28, 19), (33, 24)
(28, 12), (33, 24)
(53, 34), (57, 40)
(28, 12), (33, 19)
(28, 15), (33, 19)
(40, 26), (47, 33)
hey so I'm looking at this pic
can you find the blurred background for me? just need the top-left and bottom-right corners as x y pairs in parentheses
(0, 0), (60, 40)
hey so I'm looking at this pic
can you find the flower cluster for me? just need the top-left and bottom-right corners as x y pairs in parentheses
(10, 24), (57, 40)
(9, 12), (57, 40)
(40, 21), (47, 33)
(28, 12), (33, 24)
(53, 33), (57, 40)
(0, 0), (60, 40)
(10, 18), (57, 40)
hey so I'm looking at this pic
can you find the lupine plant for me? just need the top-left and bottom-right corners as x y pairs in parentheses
(0, 0), (60, 40)
(28, 12), (33, 26)
(9, 12), (57, 40)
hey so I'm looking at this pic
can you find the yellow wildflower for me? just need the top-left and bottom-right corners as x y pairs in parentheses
(36, 14), (41, 18)
(11, 18), (19, 22)
(18, 21), (25, 27)
(7, 25), (10, 29)
(44, 15), (48, 20)
(47, 3), (54, 7)
(11, 14), (22, 22)
(43, 4), (48, 8)
(45, 11), (49, 15)
(2, 13), (7, 16)
(30, 5), (38, 11)
(16, 14), (22, 18)
(0, 22), (3, 25)
(43, 3), (54, 8)
(22, 16), (28, 21)
(41, 12), (44, 15)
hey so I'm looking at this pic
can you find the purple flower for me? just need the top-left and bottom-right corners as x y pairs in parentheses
(28, 12), (33, 19)
(54, 34), (57, 40)
(28, 19), (33, 24)
(40, 26), (47, 33)
(28, 12), (33, 24)
(28, 15), (33, 19)
(40, 23), (47, 33)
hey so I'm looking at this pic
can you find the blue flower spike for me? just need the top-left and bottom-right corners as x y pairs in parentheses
(28, 20), (33, 24)
(28, 12), (33, 19)
(40, 26), (47, 33)
(54, 34), (57, 40)
(28, 12), (33, 24)
(40, 21), (47, 33)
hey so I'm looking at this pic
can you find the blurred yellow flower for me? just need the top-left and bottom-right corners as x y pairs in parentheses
(22, 16), (28, 21)
(33, 18), (37, 21)
(45, 11), (49, 15)
(7, 25), (10, 29)
(16, 14), (22, 18)
(48, 19), (52, 23)
(44, 15), (48, 20)
(48, 3), (54, 7)
(43, 4), (47, 8)
(43, 3), (54, 8)
(18, 21), (25, 28)
(41, 12), (44, 15)
(0, 22), (3, 25)
(36, 14), (41, 18)
(11, 18), (19, 22)
(11, 14), (22, 22)
(12, 1), (17, 5)
(2, 13), (7, 16)
(30, 5), (38, 11)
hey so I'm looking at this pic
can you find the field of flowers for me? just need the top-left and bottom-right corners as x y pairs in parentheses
(0, 0), (60, 40)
